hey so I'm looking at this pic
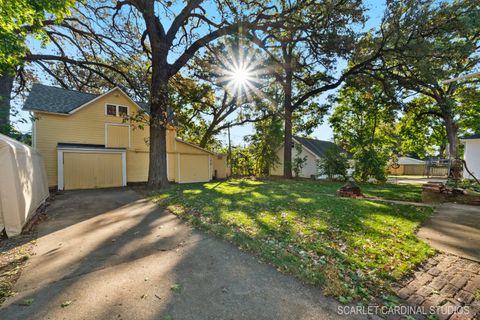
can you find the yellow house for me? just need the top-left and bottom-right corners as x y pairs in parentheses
(23, 84), (228, 190)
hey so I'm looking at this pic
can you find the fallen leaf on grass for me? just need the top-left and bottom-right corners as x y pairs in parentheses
(20, 298), (34, 306)
(170, 284), (181, 292)
(61, 300), (72, 308)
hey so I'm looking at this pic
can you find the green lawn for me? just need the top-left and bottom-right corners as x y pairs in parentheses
(150, 179), (433, 302)
(264, 179), (423, 202)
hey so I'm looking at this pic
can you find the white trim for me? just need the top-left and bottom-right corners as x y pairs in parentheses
(460, 138), (480, 143)
(166, 153), (170, 180)
(69, 87), (118, 114)
(175, 138), (216, 154)
(104, 103), (130, 117)
(32, 113), (37, 149)
(57, 150), (64, 190)
(105, 103), (117, 116)
(121, 152), (127, 186)
(25, 87), (144, 116)
(177, 153), (181, 182)
(69, 87), (145, 114)
(56, 147), (127, 190)
(57, 147), (126, 152)
(118, 105), (129, 117)
(208, 155), (212, 180)
(105, 123), (131, 148)
(24, 110), (69, 116)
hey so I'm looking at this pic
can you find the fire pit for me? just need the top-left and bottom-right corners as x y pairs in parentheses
(336, 181), (363, 198)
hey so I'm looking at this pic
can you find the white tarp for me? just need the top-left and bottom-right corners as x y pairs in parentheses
(396, 157), (425, 165)
(0, 133), (49, 237)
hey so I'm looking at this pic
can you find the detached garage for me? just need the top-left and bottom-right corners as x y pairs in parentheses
(178, 154), (210, 183)
(57, 144), (126, 190)
(25, 84), (228, 190)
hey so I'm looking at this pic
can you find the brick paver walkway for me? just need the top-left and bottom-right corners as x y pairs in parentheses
(394, 253), (479, 320)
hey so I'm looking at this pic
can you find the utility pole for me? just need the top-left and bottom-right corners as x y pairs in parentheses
(227, 123), (232, 176)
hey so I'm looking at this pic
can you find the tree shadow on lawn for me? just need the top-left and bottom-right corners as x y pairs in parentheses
(0, 188), (348, 320)
(153, 180), (434, 298)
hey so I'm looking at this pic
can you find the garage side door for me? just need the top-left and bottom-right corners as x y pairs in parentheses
(64, 152), (123, 190)
(179, 154), (209, 183)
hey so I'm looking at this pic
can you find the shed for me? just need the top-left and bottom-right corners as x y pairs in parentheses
(0, 134), (49, 237)
(388, 157), (426, 175)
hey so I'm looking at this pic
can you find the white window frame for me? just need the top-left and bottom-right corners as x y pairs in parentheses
(105, 103), (129, 117)
(105, 123), (131, 148)
(57, 147), (127, 190)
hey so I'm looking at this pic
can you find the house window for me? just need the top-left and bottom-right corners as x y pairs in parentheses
(118, 106), (129, 117)
(106, 104), (117, 116)
(105, 104), (129, 117)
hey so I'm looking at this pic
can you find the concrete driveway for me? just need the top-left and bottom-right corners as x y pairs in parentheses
(0, 188), (359, 320)
(418, 203), (480, 262)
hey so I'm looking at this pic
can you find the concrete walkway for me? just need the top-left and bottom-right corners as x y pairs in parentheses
(417, 203), (480, 262)
(0, 188), (359, 320)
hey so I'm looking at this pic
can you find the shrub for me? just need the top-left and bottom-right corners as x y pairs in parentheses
(317, 146), (350, 181)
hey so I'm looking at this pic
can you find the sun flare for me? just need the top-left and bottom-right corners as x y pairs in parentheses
(224, 63), (255, 95)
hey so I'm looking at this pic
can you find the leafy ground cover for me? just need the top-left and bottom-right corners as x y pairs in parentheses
(150, 179), (433, 302)
(0, 233), (36, 305)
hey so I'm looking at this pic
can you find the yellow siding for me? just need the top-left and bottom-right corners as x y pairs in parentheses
(35, 89), (156, 187)
(179, 154), (210, 183)
(213, 154), (228, 179)
(168, 153), (176, 181)
(63, 152), (122, 190)
(34, 88), (213, 187)
(127, 152), (148, 182)
(106, 124), (129, 148)
(175, 139), (211, 155)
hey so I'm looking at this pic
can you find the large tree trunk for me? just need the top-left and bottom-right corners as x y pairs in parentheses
(444, 115), (458, 159)
(440, 100), (460, 180)
(147, 71), (170, 189)
(0, 75), (14, 135)
(283, 82), (293, 178)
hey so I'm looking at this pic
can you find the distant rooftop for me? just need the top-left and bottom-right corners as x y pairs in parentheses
(293, 136), (345, 158)
(463, 133), (480, 140)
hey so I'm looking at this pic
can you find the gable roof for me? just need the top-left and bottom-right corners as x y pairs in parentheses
(175, 138), (216, 155)
(462, 133), (480, 140)
(23, 84), (98, 114)
(23, 84), (175, 124)
(293, 136), (344, 158)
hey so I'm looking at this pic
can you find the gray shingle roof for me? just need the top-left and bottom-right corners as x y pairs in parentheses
(23, 84), (176, 124)
(463, 133), (480, 140)
(293, 136), (345, 158)
(23, 84), (97, 114)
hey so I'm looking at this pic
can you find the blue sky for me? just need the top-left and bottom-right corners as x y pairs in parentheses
(219, 0), (386, 145)
(13, 0), (386, 145)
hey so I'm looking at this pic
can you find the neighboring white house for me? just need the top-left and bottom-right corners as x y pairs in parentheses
(270, 136), (348, 178)
(461, 133), (480, 180)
